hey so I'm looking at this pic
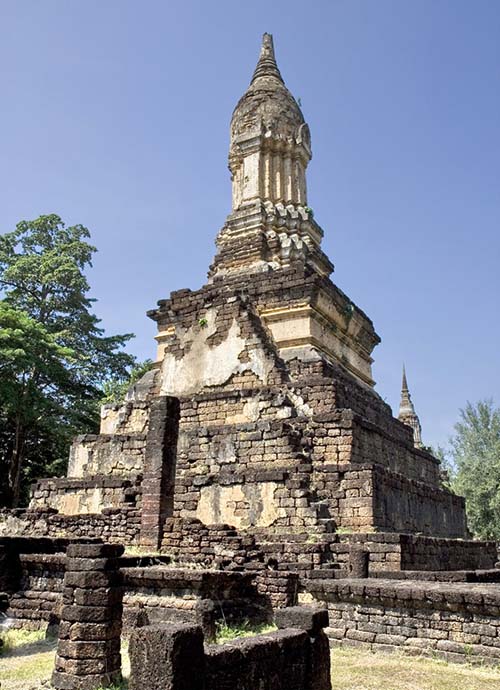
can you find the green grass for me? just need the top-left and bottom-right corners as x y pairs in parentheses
(214, 620), (277, 644)
(0, 628), (47, 654)
(3, 629), (500, 689)
(123, 545), (160, 557)
(0, 629), (127, 690)
(330, 646), (500, 690)
(0, 628), (56, 690)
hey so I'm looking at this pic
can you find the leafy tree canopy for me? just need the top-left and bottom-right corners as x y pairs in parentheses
(443, 400), (500, 540)
(0, 214), (137, 506)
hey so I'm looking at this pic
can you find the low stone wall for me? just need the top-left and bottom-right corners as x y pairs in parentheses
(6, 553), (65, 630)
(1, 534), (298, 636)
(256, 532), (497, 578)
(334, 533), (497, 573)
(306, 578), (500, 663)
(0, 507), (141, 544)
(122, 566), (270, 639)
(1, 537), (157, 633)
(128, 606), (331, 690)
(398, 534), (497, 571)
(0, 537), (95, 631)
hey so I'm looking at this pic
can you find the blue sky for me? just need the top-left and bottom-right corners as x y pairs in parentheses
(1, 0), (499, 448)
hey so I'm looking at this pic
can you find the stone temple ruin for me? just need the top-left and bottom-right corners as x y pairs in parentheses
(2, 34), (500, 678)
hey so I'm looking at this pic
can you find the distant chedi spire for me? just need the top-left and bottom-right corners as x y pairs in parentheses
(398, 366), (423, 448)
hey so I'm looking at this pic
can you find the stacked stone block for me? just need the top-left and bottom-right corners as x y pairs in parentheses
(274, 605), (331, 690)
(52, 542), (124, 690)
(29, 475), (142, 514)
(128, 606), (331, 690)
(255, 570), (300, 608)
(161, 517), (264, 569)
(129, 622), (205, 690)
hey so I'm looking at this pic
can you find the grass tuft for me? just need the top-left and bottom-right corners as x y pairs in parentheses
(123, 545), (160, 557)
(0, 628), (46, 654)
(215, 620), (277, 644)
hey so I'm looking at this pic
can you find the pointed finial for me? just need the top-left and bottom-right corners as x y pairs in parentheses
(251, 33), (284, 84)
(402, 364), (408, 393)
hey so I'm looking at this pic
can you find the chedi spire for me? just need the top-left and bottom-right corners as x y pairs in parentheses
(210, 33), (334, 280)
(229, 32), (308, 210)
(398, 365), (423, 448)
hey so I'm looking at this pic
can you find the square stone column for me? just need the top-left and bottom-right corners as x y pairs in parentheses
(52, 542), (124, 690)
(140, 396), (180, 550)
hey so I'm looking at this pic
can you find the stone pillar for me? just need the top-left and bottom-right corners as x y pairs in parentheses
(348, 545), (369, 578)
(275, 606), (331, 690)
(52, 542), (124, 690)
(140, 396), (180, 550)
(129, 623), (205, 690)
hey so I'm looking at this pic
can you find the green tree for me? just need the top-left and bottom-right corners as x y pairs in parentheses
(448, 400), (500, 540)
(0, 214), (135, 506)
(100, 359), (153, 406)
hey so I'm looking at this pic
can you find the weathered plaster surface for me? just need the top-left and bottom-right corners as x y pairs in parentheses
(160, 309), (274, 396)
(100, 405), (148, 435)
(67, 437), (144, 478)
(58, 489), (104, 515)
(196, 482), (283, 528)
